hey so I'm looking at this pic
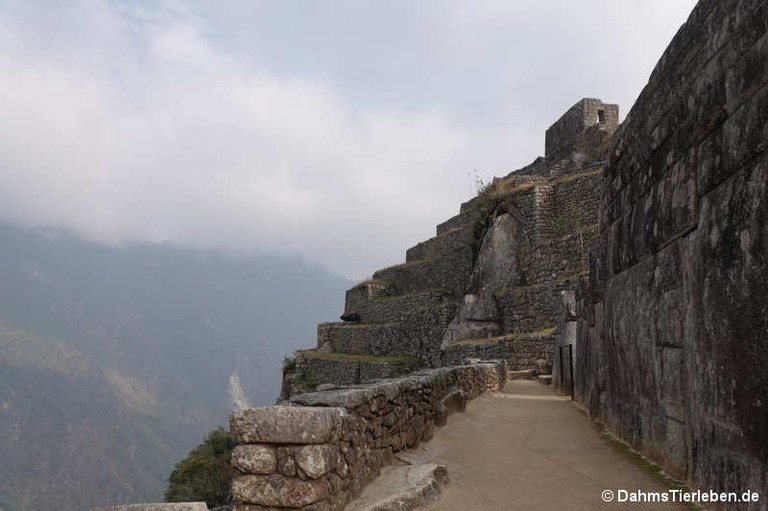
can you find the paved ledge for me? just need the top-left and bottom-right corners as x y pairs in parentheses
(347, 463), (449, 511)
(90, 504), (207, 511)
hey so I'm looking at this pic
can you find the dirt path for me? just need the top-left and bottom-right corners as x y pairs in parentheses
(403, 380), (689, 510)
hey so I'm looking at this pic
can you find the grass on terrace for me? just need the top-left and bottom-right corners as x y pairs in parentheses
(297, 349), (423, 365)
(452, 326), (557, 346)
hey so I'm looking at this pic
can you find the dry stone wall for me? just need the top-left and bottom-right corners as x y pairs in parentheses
(231, 362), (506, 511)
(576, 0), (768, 501)
(282, 100), (612, 396)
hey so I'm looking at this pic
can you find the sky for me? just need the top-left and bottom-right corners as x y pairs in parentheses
(0, 0), (698, 279)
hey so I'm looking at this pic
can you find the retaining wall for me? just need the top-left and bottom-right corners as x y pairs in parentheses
(230, 361), (506, 511)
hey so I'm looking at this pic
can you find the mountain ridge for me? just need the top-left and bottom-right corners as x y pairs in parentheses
(0, 222), (351, 511)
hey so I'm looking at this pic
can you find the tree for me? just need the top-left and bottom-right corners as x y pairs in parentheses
(165, 427), (237, 507)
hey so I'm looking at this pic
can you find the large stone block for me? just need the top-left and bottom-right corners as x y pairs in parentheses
(232, 444), (278, 474)
(231, 406), (346, 444)
(232, 474), (329, 508)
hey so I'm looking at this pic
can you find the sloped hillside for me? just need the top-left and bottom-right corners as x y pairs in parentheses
(0, 224), (350, 511)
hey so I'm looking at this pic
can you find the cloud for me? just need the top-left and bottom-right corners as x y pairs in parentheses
(0, 0), (697, 278)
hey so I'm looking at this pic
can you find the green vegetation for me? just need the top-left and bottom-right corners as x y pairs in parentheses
(165, 428), (237, 508)
(296, 349), (422, 365)
(554, 167), (603, 184)
(600, 430), (700, 510)
(0, 222), (352, 511)
(376, 257), (434, 274)
(292, 376), (321, 390)
(452, 326), (558, 346)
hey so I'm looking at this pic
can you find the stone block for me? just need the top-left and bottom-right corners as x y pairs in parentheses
(231, 406), (345, 444)
(232, 444), (278, 475)
(233, 474), (329, 508)
(296, 444), (333, 479)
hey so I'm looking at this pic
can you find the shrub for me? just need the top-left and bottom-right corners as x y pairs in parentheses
(165, 427), (237, 507)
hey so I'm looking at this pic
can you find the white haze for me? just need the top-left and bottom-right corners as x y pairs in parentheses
(0, 0), (697, 278)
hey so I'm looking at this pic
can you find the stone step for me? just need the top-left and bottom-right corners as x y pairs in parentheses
(345, 279), (395, 317)
(349, 289), (455, 324)
(317, 321), (401, 356)
(496, 278), (586, 334)
(290, 350), (423, 389)
(441, 327), (558, 371)
(318, 302), (457, 364)
(435, 206), (485, 235)
(372, 248), (475, 297)
(508, 368), (537, 380)
(346, 463), (449, 511)
(406, 223), (478, 263)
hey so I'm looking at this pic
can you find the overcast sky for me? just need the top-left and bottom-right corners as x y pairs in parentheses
(0, 0), (698, 279)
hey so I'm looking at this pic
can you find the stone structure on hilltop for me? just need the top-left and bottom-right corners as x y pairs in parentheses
(281, 98), (618, 399)
(545, 98), (619, 160)
(574, 0), (768, 500)
(95, 2), (768, 509)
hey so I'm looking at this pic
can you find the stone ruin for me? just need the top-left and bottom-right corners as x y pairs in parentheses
(281, 96), (616, 399)
(98, 0), (768, 509)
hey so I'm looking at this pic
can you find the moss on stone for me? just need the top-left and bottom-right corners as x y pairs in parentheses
(376, 257), (435, 273)
(554, 166), (603, 185)
(600, 430), (699, 509)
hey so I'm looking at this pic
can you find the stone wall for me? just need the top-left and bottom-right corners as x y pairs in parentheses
(284, 98), (611, 396)
(496, 278), (585, 334)
(576, 0), (768, 500)
(544, 98), (619, 159)
(231, 362), (506, 511)
(442, 333), (556, 370)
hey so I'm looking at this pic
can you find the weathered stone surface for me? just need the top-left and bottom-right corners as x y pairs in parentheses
(442, 213), (521, 345)
(232, 444), (278, 474)
(346, 463), (449, 511)
(230, 406), (345, 444)
(545, 98), (619, 159)
(434, 388), (466, 427)
(91, 505), (207, 511)
(232, 474), (329, 508)
(295, 445), (333, 479)
(575, 0), (768, 500)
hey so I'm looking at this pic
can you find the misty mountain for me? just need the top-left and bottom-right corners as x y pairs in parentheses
(0, 223), (351, 511)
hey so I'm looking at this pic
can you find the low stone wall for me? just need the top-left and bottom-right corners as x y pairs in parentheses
(496, 279), (583, 334)
(230, 362), (506, 511)
(442, 332), (556, 370)
(291, 351), (423, 389)
(91, 505), (207, 511)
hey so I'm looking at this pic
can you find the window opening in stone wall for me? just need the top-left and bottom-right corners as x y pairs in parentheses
(597, 109), (605, 123)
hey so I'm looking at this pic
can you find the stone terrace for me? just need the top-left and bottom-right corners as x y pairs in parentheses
(281, 98), (617, 399)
